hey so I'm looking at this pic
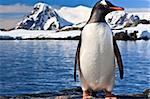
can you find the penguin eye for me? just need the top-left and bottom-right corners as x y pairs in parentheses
(103, 5), (109, 8)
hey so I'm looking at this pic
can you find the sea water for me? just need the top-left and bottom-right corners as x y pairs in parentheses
(0, 40), (149, 96)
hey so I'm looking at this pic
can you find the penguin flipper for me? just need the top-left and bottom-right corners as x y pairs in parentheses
(74, 38), (81, 81)
(113, 38), (124, 79)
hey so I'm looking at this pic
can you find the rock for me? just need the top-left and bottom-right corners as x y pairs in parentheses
(0, 88), (149, 99)
(114, 32), (130, 40)
(139, 20), (150, 24)
(113, 30), (142, 40)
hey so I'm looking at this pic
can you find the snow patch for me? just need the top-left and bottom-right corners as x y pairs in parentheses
(57, 5), (91, 24)
(125, 24), (150, 38)
(0, 29), (81, 39)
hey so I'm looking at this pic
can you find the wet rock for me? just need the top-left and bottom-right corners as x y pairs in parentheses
(114, 30), (141, 40)
(114, 32), (130, 40)
(0, 88), (149, 99)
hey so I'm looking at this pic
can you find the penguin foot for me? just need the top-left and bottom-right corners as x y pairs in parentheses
(91, 91), (97, 97)
(82, 90), (91, 99)
(105, 91), (117, 99)
(105, 96), (117, 99)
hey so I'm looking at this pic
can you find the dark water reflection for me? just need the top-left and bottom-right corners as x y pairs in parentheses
(0, 40), (149, 96)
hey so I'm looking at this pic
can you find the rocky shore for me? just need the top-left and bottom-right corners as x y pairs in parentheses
(0, 87), (149, 99)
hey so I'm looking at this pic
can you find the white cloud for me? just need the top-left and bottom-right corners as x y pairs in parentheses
(0, 4), (33, 13)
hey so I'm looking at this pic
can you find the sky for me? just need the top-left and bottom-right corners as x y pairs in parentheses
(0, 0), (150, 8)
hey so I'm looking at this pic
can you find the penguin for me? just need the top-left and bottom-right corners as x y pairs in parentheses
(74, 0), (124, 98)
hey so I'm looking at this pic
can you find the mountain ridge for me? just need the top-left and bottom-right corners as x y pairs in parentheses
(15, 3), (73, 30)
(15, 3), (150, 30)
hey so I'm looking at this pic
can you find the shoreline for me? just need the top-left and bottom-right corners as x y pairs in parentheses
(0, 36), (149, 40)
(0, 87), (149, 99)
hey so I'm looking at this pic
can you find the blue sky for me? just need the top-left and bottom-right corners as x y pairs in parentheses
(0, 0), (150, 8)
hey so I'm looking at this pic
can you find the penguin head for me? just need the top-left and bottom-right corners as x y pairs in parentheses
(88, 0), (124, 23)
(98, 0), (124, 13)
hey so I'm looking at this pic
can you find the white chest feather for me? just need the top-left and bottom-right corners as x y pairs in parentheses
(81, 23), (113, 51)
(81, 23), (114, 60)
(80, 23), (115, 91)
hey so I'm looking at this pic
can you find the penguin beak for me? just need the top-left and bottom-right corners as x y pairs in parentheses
(109, 6), (124, 11)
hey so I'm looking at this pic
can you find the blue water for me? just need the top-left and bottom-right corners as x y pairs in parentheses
(0, 40), (150, 96)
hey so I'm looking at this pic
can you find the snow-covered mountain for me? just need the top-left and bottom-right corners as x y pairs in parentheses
(106, 11), (150, 29)
(1, 3), (148, 40)
(57, 5), (91, 24)
(59, 6), (150, 30)
(16, 3), (73, 30)
(58, 5), (150, 30)
(15, 3), (150, 31)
